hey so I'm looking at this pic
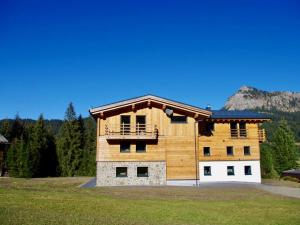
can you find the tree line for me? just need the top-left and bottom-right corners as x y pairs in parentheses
(0, 103), (96, 177)
(260, 120), (299, 178)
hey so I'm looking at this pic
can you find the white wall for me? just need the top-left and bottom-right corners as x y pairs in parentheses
(199, 160), (261, 183)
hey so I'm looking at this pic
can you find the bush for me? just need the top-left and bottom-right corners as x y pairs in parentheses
(281, 176), (299, 183)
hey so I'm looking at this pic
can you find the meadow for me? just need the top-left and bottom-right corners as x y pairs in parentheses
(0, 177), (299, 225)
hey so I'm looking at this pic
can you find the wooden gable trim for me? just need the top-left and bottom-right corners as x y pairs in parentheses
(90, 95), (212, 118)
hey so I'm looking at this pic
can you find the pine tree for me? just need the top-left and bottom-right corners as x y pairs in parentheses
(0, 120), (11, 140)
(271, 120), (298, 173)
(56, 103), (84, 176)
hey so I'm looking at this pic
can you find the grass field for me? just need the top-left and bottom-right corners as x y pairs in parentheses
(0, 178), (299, 225)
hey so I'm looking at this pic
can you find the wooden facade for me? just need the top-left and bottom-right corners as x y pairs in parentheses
(90, 95), (269, 183)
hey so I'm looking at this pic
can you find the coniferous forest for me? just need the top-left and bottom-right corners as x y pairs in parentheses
(0, 103), (96, 177)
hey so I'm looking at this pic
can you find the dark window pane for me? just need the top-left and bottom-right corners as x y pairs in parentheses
(136, 116), (146, 134)
(244, 146), (251, 155)
(227, 146), (234, 156)
(136, 142), (146, 153)
(239, 122), (247, 137)
(227, 166), (235, 176)
(137, 167), (148, 177)
(171, 116), (187, 124)
(203, 147), (211, 156)
(245, 166), (252, 175)
(120, 142), (130, 153)
(116, 167), (127, 177)
(205, 122), (215, 132)
(204, 166), (211, 176)
(120, 115), (131, 134)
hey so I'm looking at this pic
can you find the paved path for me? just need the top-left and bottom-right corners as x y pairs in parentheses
(256, 184), (300, 199)
(80, 179), (300, 199)
(80, 177), (96, 188)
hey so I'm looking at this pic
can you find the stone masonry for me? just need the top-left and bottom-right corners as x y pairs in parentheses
(96, 161), (166, 186)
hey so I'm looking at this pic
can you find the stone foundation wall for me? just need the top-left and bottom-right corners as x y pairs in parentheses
(96, 161), (166, 186)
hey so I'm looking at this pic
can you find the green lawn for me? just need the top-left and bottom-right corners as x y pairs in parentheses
(0, 178), (299, 225)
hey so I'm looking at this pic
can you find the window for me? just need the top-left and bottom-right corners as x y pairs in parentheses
(205, 122), (215, 132)
(136, 142), (146, 153)
(203, 147), (211, 156)
(116, 167), (127, 177)
(137, 167), (148, 177)
(171, 116), (187, 124)
(244, 166), (252, 175)
(230, 122), (238, 138)
(120, 142), (130, 153)
(120, 115), (130, 134)
(227, 146), (234, 156)
(204, 166), (211, 176)
(244, 146), (251, 155)
(227, 166), (235, 176)
(239, 122), (247, 137)
(136, 116), (146, 134)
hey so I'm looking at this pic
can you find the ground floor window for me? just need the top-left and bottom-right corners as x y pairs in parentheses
(204, 166), (211, 176)
(120, 142), (130, 153)
(137, 167), (148, 177)
(227, 166), (235, 176)
(136, 141), (146, 153)
(244, 166), (252, 175)
(203, 147), (210, 156)
(116, 167), (127, 177)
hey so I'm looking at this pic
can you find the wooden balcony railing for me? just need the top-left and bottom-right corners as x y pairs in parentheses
(258, 128), (266, 142)
(230, 129), (248, 138)
(105, 124), (158, 140)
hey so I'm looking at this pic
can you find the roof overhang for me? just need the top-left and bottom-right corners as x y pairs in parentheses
(89, 95), (212, 119)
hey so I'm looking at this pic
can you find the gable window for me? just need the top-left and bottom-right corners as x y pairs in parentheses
(227, 166), (235, 176)
(171, 116), (187, 124)
(244, 146), (251, 155)
(137, 167), (148, 177)
(203, 147), (211, 156)
(136, 141), (146, 153)
(120, 142), (130, 153)
(227, 146), (234, 156)
(116, 167), (127, 177)
(204, 166), (211, 176)
(244, 166), (252, 175)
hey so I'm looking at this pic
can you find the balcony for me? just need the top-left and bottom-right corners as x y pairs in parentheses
(230, 129), (248, 139)
(258, 128), (266, 142)
(104, 124), (158, 140)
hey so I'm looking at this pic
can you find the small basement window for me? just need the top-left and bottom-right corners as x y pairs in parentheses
(116, 167), (127, 177)
(227, 166), (235, 176)
(136, 141), (146, 153)
(171, 116), (187, 124)
(137, 167), (148, 177)
(244, 166), (252, 175)
(244, 146), (251, 155)
(120, 142), (130, 153)
(203, 147), (211, 156)
(227, 146), (234, 156)
(204, 166), (211, 176)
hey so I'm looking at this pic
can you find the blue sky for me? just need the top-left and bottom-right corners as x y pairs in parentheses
(0, 0), (300, 119)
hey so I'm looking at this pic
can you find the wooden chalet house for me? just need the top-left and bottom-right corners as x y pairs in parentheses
(89, 95), (269, 186)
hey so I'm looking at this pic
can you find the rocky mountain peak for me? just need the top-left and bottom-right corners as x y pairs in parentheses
(224, 86), (300, 112)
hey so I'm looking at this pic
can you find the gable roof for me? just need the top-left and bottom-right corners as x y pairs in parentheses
(89, 94), (212, 118)
(210, 110), (270, 120)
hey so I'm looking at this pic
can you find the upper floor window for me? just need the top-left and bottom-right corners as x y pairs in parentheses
(171, 116), (187, 124)
(120, 115), (131, 134)
(120, 142), (130, 153)
(203, 147), (211, 156)
(204, 166), (211, 176)
(136, 141), (146, 153)
(244, 146), (251, 155)
(227, 146), (234, 156)
(205, 122), (215, 132)
(244, 166), (252, 175)
(227, 166), (235, 176)
(137, 167), (148, 177)
(116, 167), (127, 177)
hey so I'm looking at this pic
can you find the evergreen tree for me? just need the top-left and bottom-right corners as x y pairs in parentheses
(56, 103), (83, 176)
(271, 120), (298, 173)
(0, 120), (11, 140)
(260, 143), (278, 178)
(10, 114), (24, 141)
